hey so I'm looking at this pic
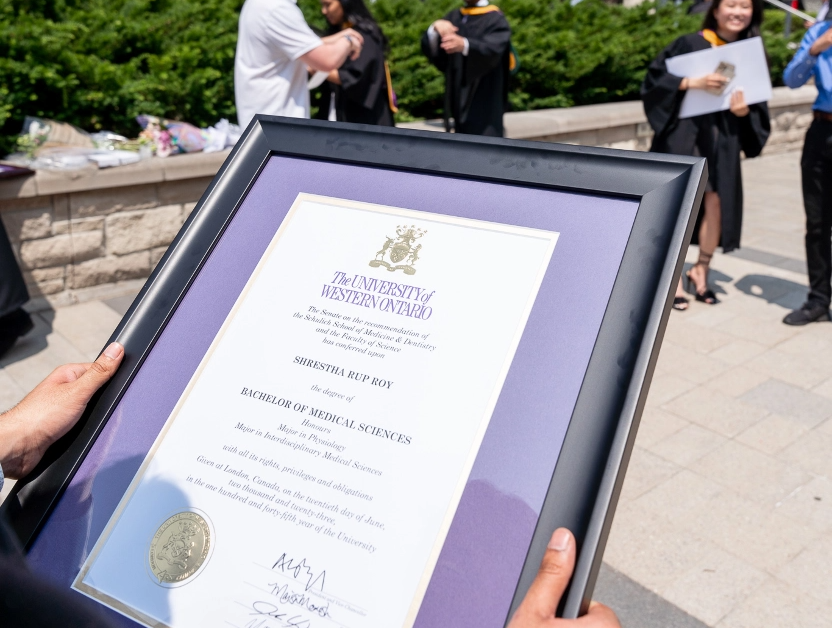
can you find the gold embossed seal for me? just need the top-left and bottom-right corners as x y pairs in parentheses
(369, 225), (426, 275)
(148, 511), (211, 586)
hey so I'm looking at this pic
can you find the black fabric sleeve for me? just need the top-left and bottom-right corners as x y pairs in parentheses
(420, 10), (457, 73)
(464, 14), (511, 83)
(339, 34), (384, 110)
(421, 31), (448, 72)
(737, 102), (770, 158)
(641, 37), (688, 137)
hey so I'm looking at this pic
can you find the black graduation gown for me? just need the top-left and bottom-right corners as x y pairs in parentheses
(641, 33), (770, 253)
(421, 8), (511, 137)
(0, 218), (28, 319)
(318, 25), (394, 126)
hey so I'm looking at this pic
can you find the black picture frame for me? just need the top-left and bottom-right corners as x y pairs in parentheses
(2, 116), (706, 622)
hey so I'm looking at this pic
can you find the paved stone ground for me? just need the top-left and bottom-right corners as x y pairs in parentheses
(1, 151), (830, 626)
(602, 151), (832, 627)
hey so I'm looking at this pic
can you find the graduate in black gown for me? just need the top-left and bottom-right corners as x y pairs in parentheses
(421, 1), (511, 136)
(318, 0), (395, 126)
(0, 220), (33, 359)
(642, 0), (770, 309)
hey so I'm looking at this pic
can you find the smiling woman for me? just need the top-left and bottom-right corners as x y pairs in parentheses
(641, 0), (771, 310)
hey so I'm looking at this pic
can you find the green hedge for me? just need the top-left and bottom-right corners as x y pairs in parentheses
(301, 0), (707, 118)
(0, 0), (243, 155)
(0, 0), (807, 155)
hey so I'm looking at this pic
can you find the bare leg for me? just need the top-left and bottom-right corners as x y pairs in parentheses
(675, 277), (687, 298)
(688, 191), (721, 302)
(673, 277), (689, 310)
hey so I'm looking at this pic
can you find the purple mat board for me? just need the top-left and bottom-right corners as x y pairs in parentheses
(28, 156), (638, 627)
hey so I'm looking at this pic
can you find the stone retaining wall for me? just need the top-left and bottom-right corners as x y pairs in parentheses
(0, 152), (224, 308)
(401, 85), (818, 153)
(1, 85), (816, 307)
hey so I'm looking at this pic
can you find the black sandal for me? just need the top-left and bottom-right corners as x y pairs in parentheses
(694, 289), (719, 304)
(673, 296), (689, 311)
(685, 253), (719, 305)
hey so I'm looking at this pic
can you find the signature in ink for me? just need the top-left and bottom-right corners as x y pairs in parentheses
(271, 552), (326, 592)
(248, 601), (312, 628)
(267, 583), (331, 618)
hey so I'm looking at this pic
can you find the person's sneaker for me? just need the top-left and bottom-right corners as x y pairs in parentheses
(782, 302), (831, 326)
(0, 307), (34, 359)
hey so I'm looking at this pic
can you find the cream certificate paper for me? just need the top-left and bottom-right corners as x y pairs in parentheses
(74, 194), (559, 628)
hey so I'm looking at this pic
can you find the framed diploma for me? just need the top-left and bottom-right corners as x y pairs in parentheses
(2, 118), (706, 628)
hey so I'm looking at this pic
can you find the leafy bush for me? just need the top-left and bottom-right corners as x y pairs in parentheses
(300, 0), (707, 118)
(0, 0), (808, 155)
(759, 8), (811, 85)
(0, 0), (242, 155)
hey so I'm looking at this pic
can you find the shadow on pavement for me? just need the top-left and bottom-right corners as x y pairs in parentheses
(594, 563), (708, 628)
(103, 293), (140, 318)
(734, 274), (807, 310)
(681, 262), (733, 296)
(0, 307), (54, 368)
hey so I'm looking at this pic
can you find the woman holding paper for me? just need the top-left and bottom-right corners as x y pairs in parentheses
(641, 0), (770, 309)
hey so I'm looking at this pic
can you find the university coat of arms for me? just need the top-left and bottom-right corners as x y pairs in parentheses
(369, 225), (426, 275)
(148, 511), (211, 586)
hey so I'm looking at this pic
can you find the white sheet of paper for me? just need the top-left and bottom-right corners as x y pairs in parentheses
(308, 71), (329, 90)
(665, 36), (772, 119)
(73, 194), (559, 628)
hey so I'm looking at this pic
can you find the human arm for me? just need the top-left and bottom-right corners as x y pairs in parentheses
(259, 4), (360, 74)
(784, 23), (831, 88)
(810, 25), (832, 56)
(729, 88), (749, 117)
(0, 342), (124, 481)
(301, 29), (363, 73)
(507, 528), (621, 628)
(333, 33), (386, 109)
(679, 74), (730, 92)
(433, 19), (458, 38)
(422, 18), (454, 71)
(737, 100), (770, 158)
(422, 13), (459, 63)
(440, 32), (469, 55)
(641, 37), (689, 135)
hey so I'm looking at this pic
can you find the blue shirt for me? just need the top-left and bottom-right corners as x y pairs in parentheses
(784, 20), (832, 112)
